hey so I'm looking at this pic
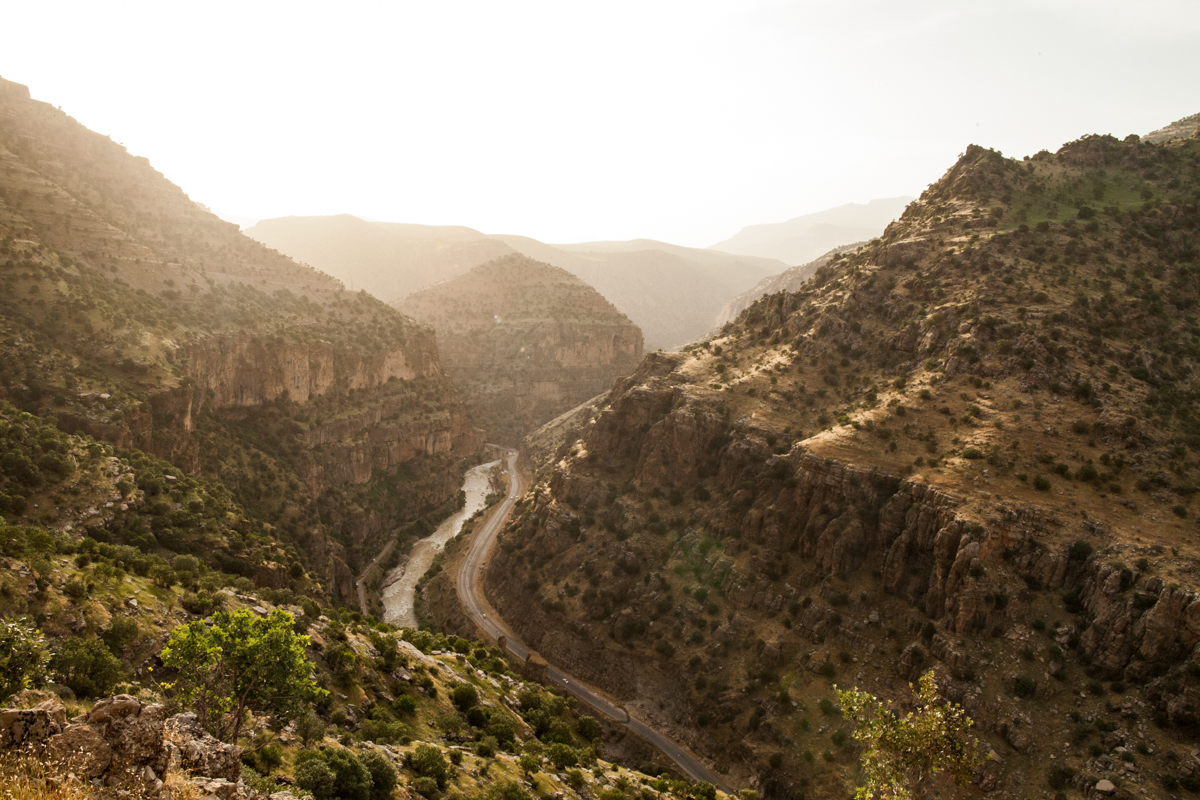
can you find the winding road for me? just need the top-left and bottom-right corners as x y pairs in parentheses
(455, 448), (735, 794)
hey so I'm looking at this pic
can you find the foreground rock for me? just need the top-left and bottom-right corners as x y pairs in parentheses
(0, 694), (251, 798)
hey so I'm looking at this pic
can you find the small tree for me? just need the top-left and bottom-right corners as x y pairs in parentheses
(836, 670), (982, 800)
(0, 617), (49, 701)
(160, 608), (323, 743)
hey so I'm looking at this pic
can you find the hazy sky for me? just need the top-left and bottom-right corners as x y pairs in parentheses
(3, 1), (1198, 246)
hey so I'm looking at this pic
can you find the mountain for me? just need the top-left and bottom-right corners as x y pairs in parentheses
(395, 254), (643, 444)
(0, 74), (482, 614)
(708, 197), (912, 265)
(245, 219), (784, 350)
(436, 124), (1200, 795)
(710, 242), (864, 332)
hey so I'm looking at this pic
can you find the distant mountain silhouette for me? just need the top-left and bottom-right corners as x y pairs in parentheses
(246, 218), (785, 350)
(708, 197), (912, 264)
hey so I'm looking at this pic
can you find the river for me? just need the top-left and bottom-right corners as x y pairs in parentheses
(380, 459), (500, 628)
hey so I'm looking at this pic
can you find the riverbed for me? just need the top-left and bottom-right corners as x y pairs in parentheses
(380, 459), (500, 628)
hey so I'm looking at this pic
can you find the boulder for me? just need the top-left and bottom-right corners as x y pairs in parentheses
(191, 777), (240, 800)
(0, 694), (66, 750)
(165, 712), (243, 781)
(47, 723), (112, 778)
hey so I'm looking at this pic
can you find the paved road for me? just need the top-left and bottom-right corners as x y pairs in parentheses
(456, 448), (735, 794)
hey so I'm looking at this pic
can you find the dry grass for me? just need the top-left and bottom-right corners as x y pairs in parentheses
(0, 753), (95, 800)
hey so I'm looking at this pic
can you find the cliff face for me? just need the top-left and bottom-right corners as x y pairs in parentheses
(472, 130), (1200, 797)
(183, 330), (441, 409)
(395, 255), (643, 444)
(0, 74), (483, 608)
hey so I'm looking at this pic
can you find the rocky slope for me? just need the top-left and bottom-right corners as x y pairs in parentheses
(708, 198), (911, 265)
(710, 243), (864, 334)
(394, 255), (643, 444)
(459, 123), (1200, 799)
(245, 218), (784, 350)
(0, 591), (697, 800)
(0, 74), (482, 608)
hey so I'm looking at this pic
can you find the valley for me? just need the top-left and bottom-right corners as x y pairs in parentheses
(2, 55), (1200, 800)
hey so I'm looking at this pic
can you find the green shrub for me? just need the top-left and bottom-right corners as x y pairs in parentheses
(394, 694), (418, 716)
(100, 618), (139, 657)
(1014, 676), (1036, 699)
(323, 748), (373, 800)
(51, 636), (122, 698)
(295, 754), (336, 800)
(407, 743), (449, 789)
(577, 715), (601, 740)
(451, 683), (478, 711)
(1033, 474), (1052, 491)
(0, 617), (49, 701)
(412, 776), (440, 798)
(360, 750), (396, 800)
(547, 742), (578, 769)
(295, 714), (326, 747)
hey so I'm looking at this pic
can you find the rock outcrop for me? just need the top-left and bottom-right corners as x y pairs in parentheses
(395, 254), (643, 444)
(1, 693), (169, 796)
(164, 713), (242, 782)
(0, 694), (263, 798)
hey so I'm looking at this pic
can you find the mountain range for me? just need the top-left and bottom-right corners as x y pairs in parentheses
(708, 197), (912, 265)
(246, 217), (787, 350)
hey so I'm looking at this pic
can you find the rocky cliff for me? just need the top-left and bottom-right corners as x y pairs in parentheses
(395, 255), (643, 444)
(464, 126), (1200, 799)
